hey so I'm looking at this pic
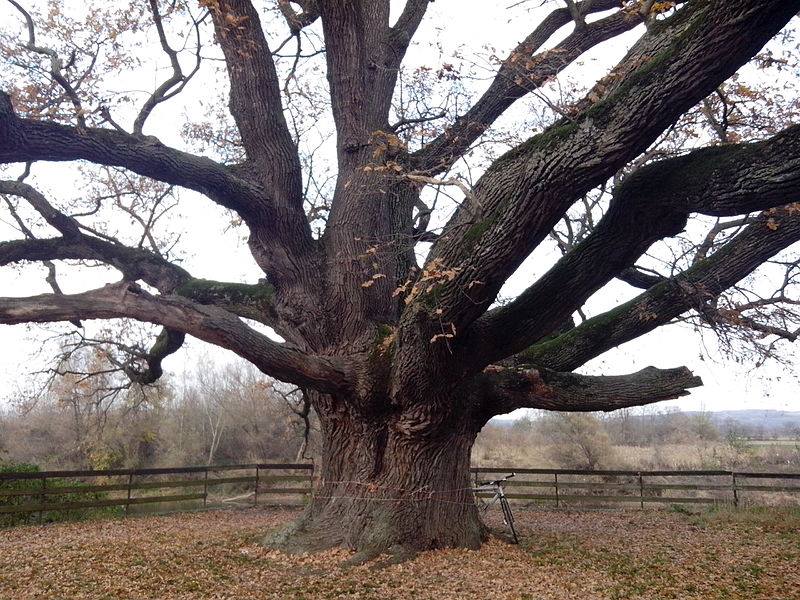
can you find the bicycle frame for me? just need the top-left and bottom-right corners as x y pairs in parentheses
(471, 474), (519, 544)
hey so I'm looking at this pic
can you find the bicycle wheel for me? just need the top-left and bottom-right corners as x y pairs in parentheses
(500, 496), (519, 544)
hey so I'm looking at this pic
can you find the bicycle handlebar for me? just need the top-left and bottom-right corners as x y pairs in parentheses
(478, 472), (515, 486)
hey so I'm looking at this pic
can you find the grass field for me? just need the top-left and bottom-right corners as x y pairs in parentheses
(1, 506), (798, 599)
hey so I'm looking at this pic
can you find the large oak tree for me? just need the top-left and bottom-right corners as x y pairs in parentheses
(1, 0), (800, 556)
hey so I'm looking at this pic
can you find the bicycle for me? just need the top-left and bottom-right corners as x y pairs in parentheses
(471, 473), (519, 544)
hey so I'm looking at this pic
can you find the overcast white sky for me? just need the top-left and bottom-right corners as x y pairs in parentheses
(0, 0), (798, 414)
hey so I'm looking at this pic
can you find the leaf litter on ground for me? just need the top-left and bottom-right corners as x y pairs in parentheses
(0, 506), (798, 599)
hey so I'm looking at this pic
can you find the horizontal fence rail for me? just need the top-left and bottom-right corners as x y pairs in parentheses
(0, 463), (314, 523)
(470, 467), (800, 509)
(1, 464), (799, 525)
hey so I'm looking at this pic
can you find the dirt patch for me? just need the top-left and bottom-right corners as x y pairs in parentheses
(1, 507), (797, 599)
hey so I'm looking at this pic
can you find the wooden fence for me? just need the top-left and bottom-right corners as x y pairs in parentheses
(472, 467), (800, 508)
(2, 464), (799, 523)
(0, 463), (313, 523)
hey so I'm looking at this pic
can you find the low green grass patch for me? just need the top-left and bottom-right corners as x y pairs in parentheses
(683, 505), (800, 532)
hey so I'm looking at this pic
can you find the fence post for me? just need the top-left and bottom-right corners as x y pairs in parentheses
(732, 473), (739, 508)
(254, 467), (259, 507)
(638, 472), (644, 510)
(125, 473), (134, 517)
(554, 473), (559, 508)
(203, 468), (209, 509)
(39, 474), (47, 524)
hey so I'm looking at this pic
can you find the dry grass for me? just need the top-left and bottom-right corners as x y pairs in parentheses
(1, 506), (798, 599)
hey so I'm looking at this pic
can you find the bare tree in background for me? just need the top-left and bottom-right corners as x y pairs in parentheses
(539, 412), (617, 470)
(1, 0), (800, 556)
(0, 357), (308, 469)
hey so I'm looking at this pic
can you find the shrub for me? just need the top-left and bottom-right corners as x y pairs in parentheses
(0, 462), (121, 527)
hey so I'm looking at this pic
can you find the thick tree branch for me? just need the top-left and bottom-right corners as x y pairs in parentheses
(317, 0), (431, 337)
(0, 91), (319, 300)
(172, 278), (279, 327)
(0, 92), (264, 219)
(0, 282), (351, 393)
(0, 235), (282, 328)
(466, 124), (800, 367)
(114, 327), (186, 385)
(0, 180), (281, 329)
(617, 266), (665, 289)
(518, 208), (800, 372)
(208, 1), (302, 183)
(319, 0), (393, 153)
(415, 0), (800, 343)
(411, 0), (641, 174)
(388, 0), (431, 65)
(277, 0), (320, 34)
(205, 1), (319, 311)
(475, 365), (702, 419)
(0, 236), (185, 289)
(0, 178), (82, 237)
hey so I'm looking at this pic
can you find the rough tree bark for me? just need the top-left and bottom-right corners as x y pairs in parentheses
(1, 0), (800, 556)
(272, 393), (486, 557)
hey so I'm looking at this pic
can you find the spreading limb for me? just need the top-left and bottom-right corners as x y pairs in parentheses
(414, 0), (800, 340)
(519, 208), (800, 372)
(0, 92), (265, 219)
(466, 124), (800, 368)
(475, 365), (702, 420)
(0, 282), (351, 393)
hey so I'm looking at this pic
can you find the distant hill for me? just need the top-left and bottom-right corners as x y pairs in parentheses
(686, 410), (800, 432)
(492, 409), (800, 435)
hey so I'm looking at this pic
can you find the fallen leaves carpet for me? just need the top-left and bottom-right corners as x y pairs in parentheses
(1, 506), (798, 599)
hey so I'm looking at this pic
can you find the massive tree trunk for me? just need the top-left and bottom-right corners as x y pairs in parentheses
(267, 391), (486, 557)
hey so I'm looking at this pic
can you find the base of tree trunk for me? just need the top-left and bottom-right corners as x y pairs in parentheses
(262, 417), (488, 559)
(263, 502), (488, 562)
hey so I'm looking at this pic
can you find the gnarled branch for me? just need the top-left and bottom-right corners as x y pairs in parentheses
(0, 282), (351, 393)
(388, 0), (432, 64)
(475, 365), (702, 419)
(0, 92), (265, 219)
(519, 207), (800, 372)
(466, 124), (800, 368)
(0, 90), (321, 294)
(101, 327), (186, 385)
(413, 0), (800, 343)
(0, 235), (283, 329)
(277, 0), (320, 34)
(208, 0), (302, 183)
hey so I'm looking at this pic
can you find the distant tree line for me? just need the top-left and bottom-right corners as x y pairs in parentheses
(474, 409), (800, 472)
(2, 350), (798, 473)
(0, 354), (315, 471)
